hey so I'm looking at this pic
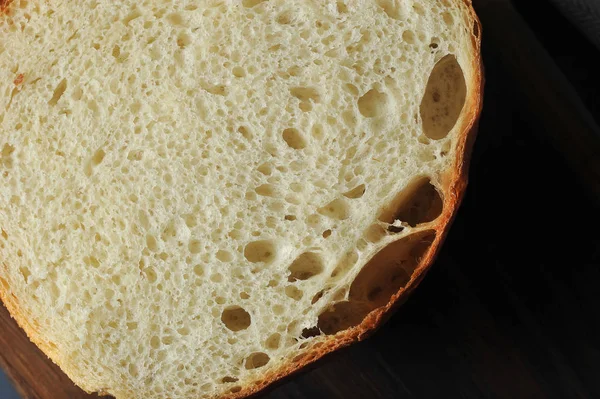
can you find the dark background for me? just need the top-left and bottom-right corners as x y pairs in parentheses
(2, 0), (600, 398)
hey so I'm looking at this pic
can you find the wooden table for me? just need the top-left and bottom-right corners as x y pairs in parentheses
(2, 1), (600, 397)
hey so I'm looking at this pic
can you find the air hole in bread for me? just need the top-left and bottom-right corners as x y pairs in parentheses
(242, 0), (267, 8)
(216, 250), (233, 262)
(402, 30), (416, 44)
(301, 326), (321, 339)
(290, 87), (320, 112)
(376, 0), (401, 20)
(255, 184), (275, 197)
(421, 54), (466, 140)
(317, 301), (373, 335)
(336, 1), (348, 13)
(257, 162), (272, 175)
(288, 252), (324, 282)
(311, 290), (325, 304)
(356, 238), (369, 252)
(358, 89), (388, 118)
(84, 148), (106, 176)
(232, 66), (246, 78)
(158, 222), (173, 244)
(343, 184), (366, 199)
(84, 256), (100, 268)
(318, 231), (435, 334)
(351, 231), (435, 304)
(221, 376), (238, 384)
(146, 234), (159, 252)
(0, 143), (15, 168)
(378, 177), (443, 228)
(19, 266), (30, 282)
(284, 285), (303, 301)
(322, 229), (332, 239)
(344, 83), (359, 96)
(144, 267), (158, 283)
(177, 326), (190, 336)
(299, 101), (312, 112)
(150, 336), (160, 349)
(193, 264), (204, 277)
(244, 240), (276, 264)
(290, 86), (320, 102)
(112, 45), (121, 59)
(282, 128), (306, 150)
(388, 224), (404, 234)
(265, 333), (281, 350)
(221, 306), (251, 332)
(188, 239), (202, 254)
(272, 304), (284, 315)
(200, 83), (227, 96)
(48, 78), (67, 106)
(443, 12), (454, 25)
(244, 352), (270, 369)
(318, 198), (350, 220)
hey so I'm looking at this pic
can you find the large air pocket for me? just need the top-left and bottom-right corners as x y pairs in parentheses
(420, 55), (467, 140)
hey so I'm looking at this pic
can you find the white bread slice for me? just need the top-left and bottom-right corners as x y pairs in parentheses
(0, 0), (482, 398)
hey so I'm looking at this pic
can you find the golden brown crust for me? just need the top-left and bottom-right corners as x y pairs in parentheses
(0, 0), (12, 14)
(0, 1), (484, 398)
(0, 281), (66, 382)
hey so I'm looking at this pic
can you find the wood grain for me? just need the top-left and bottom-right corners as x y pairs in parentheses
(0, 304), (105, 399)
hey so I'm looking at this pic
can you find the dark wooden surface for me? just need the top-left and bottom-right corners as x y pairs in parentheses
(2, 1), (600, 398)
(0, 304), (105, 399)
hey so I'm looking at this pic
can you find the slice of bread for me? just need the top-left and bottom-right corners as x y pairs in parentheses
(0, 1), (482, 398)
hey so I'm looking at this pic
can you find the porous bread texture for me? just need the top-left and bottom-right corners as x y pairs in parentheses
(0, 1), (482, 398)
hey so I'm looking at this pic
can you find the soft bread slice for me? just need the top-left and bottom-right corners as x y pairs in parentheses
(0, 0), (482, 398)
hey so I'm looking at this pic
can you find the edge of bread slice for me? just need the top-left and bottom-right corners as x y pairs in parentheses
(0, 1), (483, 398)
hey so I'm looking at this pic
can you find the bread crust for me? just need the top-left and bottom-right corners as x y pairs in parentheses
(0, 1), (484, 397)
(0, 0), (11, 14)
